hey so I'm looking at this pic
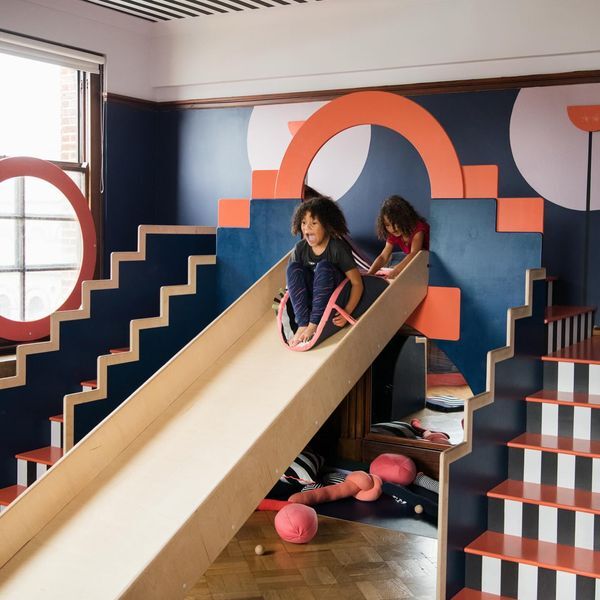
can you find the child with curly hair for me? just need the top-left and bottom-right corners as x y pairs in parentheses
(367, 195), (429, 279)
(287, 196), (364, 347)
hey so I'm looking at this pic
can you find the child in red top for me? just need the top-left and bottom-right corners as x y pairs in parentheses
(367, 195), (429, 279)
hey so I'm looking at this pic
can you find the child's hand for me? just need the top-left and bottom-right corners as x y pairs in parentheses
(290, 323), (317, 346)
(385, 269), (398, 280)
(333, 312), (348, 327)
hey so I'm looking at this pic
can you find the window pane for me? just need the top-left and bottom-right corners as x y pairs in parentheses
(0, 272), (21, 321)
(24, 177), (77, 218)
(24, 270), (79, 321)
(0, 220), (18, 267)
(66, 170), (85, 195)
(25, 220), (82, 268)
(0, 178), (18, 216)
(0, 54), (78, 162)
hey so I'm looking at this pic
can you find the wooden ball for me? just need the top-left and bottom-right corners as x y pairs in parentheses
(414, 504), (424, 515)
(255, 544), (265, 555)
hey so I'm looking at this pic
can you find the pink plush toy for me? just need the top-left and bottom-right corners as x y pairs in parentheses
(369, 453), (417, 485)
(274, 503), (318, 544)
(287, 471), (382, 505)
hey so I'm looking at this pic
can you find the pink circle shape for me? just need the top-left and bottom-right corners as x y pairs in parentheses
(274, 503), (318, 544)
(0, 157), (96, 341)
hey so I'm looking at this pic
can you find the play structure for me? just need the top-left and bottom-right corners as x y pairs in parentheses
(0, 90), (596, 599)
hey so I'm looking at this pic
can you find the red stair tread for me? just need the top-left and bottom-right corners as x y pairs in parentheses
(15, 446), (63, 465)
(526, 389), (600, 408)
(546, 275), (558, 282)
(488, 479), (600, 514)
(49, 414), (63, 422)
(452, 589), (514, 600)
(543, 336), (600, 364)
(109, 347), (129, 354)
(80, 379), (97, 388)
(508, 433), (600, 458)
(0, 485), (26, 506)
(544, 305), (595, 324)
(465, 531), (600, 578)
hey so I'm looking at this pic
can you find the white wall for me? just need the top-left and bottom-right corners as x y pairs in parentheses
(151, 0), (600, 101)
(0, 0), (154, 99)
(2, 0), (599, 102)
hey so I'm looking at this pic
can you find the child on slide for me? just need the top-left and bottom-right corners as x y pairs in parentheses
(287, 196), (364, 347)
(367, 195), (429, 279)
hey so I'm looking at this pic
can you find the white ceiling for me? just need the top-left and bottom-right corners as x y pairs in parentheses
(80, 0), (324, 22)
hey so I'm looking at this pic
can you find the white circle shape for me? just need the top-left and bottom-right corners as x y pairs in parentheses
(510, 84), (600, 211)
(247, 101), (370, 199)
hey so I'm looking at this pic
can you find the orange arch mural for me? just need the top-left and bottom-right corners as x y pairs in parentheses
(274, 91), (465, 200)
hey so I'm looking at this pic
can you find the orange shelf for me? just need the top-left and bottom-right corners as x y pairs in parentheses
(452, 589), (513, 600)
(109, 347), (129, 354)
(508, 433), (600, 458)
(543, 336), (600, 364)
(488, 479), (600, 514)
(526, 389), (600, 408)
(465, 531), (600, 579)
(0, 484), (26, 507)
(15, 446), (63, 466)
(545, 305), (595, 324)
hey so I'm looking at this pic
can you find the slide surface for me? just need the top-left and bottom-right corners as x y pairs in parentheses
(0, 252), (428, 599)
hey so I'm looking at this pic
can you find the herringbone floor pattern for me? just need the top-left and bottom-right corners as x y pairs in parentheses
(186, 510), (437, 599)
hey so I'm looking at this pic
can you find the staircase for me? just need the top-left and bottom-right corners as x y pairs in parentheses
(453, 304), (600, 599)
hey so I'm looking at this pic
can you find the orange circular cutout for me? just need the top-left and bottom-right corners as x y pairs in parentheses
(274, 91), (464, 200)
(0, 157), (96, 341)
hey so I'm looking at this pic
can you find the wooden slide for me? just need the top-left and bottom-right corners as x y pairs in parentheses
(0, 251), (429, 599)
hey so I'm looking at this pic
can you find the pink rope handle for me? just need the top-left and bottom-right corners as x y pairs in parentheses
(332, 304), (357, 326)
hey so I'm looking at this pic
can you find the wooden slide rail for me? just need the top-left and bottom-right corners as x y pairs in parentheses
(0, 251), (428, 599)
(62, 253), (216, 450)
(435, 267), (546, 600)
(0, 225), (216, 391)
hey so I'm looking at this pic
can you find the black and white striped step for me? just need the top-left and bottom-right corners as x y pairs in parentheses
(526, 400), (600, 442)
(465, 552), (599, 600)
(544, 362), (600, 395)
(508, 446), (600, 493)
(488, 496), (599, 551)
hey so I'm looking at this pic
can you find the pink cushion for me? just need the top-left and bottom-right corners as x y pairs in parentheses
(369, 453), (416, 485)
(274, 504), (318, 544)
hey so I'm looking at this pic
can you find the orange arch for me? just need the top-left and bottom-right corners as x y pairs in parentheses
(275, 91), (464, 199)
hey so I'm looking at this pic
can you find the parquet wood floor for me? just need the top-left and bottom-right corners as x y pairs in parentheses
(185, 510), (437, 600)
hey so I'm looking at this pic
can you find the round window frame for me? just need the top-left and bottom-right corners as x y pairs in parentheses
(0, 156), (96, 341)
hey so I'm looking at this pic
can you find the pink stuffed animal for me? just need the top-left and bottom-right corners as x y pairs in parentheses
(288, 471), (382, 505)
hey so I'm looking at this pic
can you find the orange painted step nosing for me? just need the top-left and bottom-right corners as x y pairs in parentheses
(452, 589), (514, 600)
(506, 442), (600, 459)
(15, 447), (63, 465)
(525, 396), (600, 409)
(487, 491), (600, 515)
(49, 414), (63, 422)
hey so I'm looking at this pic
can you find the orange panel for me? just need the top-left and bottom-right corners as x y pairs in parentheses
(496, 197), (544, 233)
(406, 286), (461, 341)
(462, 165), (498, 198)
(275, 91), (464, 200)
(218, 198), (250, 228)
(251, 170), (278, 199)
(567, 105), (600, 133)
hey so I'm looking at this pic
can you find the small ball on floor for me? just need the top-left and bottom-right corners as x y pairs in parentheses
(254, 544), (264, 555)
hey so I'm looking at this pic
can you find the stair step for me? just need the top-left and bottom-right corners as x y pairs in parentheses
(109, 347), (129, 354)
(49, 414), (63, 422)
(15, 446), (63, 466)
(452, 589), (513, 600)
(543, 336), (600, 365)
(545, 306), (595, 324)
(465, 531), (600, 578)
(80, 379), (97, 389)
(488, 480), (600, 514)
(0, 485), (26, 507)
(508, 433), (600, 459)
(527, 389), (600, 408)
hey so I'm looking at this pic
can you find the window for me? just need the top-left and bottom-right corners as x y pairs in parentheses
(0, 34), (103, 348)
